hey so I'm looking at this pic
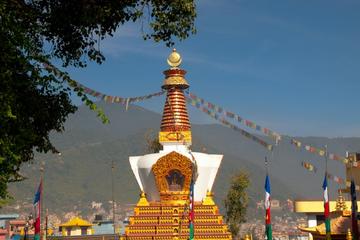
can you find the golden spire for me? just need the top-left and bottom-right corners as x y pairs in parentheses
(159, 49), (192, 145)
(162, 49), (189, 89)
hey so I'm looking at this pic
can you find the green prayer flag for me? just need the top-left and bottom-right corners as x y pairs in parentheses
(189, 222), (194, 240)
(325, 218), (331, 240)
(266, 224), (272, 240)
(34, 234), (40, 240)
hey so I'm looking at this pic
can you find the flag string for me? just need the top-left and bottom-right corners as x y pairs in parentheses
(185, 96), (273, 151)
(290, 139), (358, 167)
(41, 61), (360, 173)
(73, 81), (165, 104)
(42, 62), (165, 104)
(185, 92), (281, 142)
(301, 161), (318, 173)
(301, 161), (360, 190)
(186, 91), (358, 169)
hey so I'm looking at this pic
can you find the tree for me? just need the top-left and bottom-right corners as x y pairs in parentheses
(0, 0), (196, 200)
(224, 171), (250, 238)
(145, 129), (162, 153)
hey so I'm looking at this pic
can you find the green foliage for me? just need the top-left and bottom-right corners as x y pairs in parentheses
(224, 170), (250, 238)
(43, 62), (110, 124)
(145, 130), (162, 153)
(146, 137), (163, 153)
(0, 0), (196, 200)
(0, 197), (13, 208)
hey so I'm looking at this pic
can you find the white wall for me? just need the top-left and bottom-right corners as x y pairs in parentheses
(130, 145), (223, 202)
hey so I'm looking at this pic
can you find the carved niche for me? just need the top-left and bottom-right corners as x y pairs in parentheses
(152, 151), (193, 197)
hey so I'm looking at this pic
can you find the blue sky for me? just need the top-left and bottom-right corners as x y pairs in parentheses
(67, 0), (360, 137)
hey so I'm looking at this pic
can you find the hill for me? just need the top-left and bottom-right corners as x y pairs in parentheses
(3, 101), (360, 216)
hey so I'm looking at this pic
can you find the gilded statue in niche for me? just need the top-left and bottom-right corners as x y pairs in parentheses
(166, 170), (185, 191)
(152, 151), (193, 193)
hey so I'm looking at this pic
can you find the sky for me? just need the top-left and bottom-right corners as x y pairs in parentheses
(67, 0), (360, 138)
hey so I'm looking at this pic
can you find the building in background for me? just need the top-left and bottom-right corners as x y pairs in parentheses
(294, 152), (360, 240)
(59, 217), (94, 236)
(0, 214), (19, 240)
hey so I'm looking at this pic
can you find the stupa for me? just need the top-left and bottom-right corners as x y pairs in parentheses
(122, 49), (232, 239)
(298, 192), (359, 240)
(295, 152), (360, 240)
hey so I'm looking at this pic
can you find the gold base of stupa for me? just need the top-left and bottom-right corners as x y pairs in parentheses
(121, 193), (232, 240)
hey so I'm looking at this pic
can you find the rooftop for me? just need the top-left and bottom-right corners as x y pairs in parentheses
(59, 217), (93, 227)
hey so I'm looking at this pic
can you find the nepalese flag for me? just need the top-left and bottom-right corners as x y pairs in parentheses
(189, 180), (195, 240)
(33, 181), (42, 240)
(351, 179), (359, 240)
(322, 175), (331, 240)
(264, 175), (272, 240)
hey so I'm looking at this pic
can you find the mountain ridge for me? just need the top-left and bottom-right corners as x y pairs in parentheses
(3, 101), (360, 216)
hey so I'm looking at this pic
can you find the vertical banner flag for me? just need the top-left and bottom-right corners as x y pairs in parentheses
(265, 175), (272, 240)
(322, 176), (331, 240)
(351, 179), (359, 240)
(33, 181), (42, 240)
(189, 179), (195, 240)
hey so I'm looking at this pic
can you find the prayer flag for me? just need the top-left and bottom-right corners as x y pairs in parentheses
(322, 176), (331, 240)
(189, 180), (195, 240)
(265, 175), (272, 240)
(33, 181), (42, 240)
(351, 179), (359, 240)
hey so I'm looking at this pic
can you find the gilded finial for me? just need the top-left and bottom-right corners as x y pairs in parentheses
(136, 191), (149, 206)
(346, 228), (352, 240)
(243, 234), (251, 240)
(167, 48), (182, 68)
(202, 190), (215, 205)
(335, 189), (347, 212)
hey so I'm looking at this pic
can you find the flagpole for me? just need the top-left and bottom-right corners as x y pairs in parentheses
(265, 156), (268, 175)
(111, 160), (116, 235)
(347, 152), (359, 239)
(45, 209), (49, 238)
(187, 147), (197, 240)
(325, 145), (328, 176)
(264, 156), (272, 240)
(324, 145), (332, 240)
(40, 161), (45, 240)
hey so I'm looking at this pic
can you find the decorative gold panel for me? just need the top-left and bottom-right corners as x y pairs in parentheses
(152, 151), (193, 203)
(163, 76), (189, 87)
(159, 131), (192, 144)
